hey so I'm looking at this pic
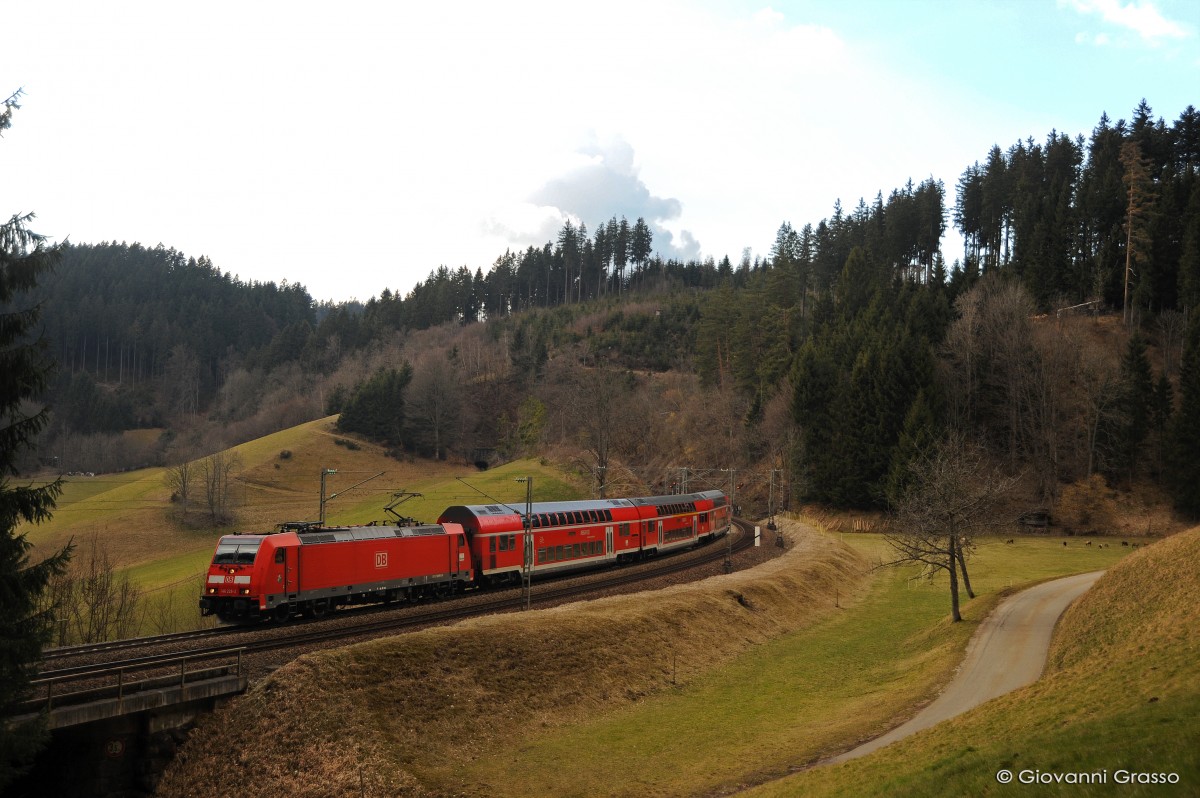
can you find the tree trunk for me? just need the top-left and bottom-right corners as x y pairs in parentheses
(955, 543), (976, 599)
(948, 534), (962, 622)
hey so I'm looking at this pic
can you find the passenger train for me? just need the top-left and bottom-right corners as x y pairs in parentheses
(199, 490), (730, 623)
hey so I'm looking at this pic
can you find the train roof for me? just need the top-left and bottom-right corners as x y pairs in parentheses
(630, 490), (727, 507)
(443, 490), (726, 519)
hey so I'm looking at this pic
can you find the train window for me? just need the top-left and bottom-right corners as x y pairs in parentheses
(275, 549), (285, 564)
(532, 515), (540, 528)
(604, 510), (612, 521)
(508, 535), (516, 550)
(214, 541), (262, 564)
(555, 545), (563, 560)
(490, 537), (496, 553)
(619, 523), (629, 537)
(537, 548), (546, 564)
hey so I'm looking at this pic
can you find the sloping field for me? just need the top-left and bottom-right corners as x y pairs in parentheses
(20, 417), (584, 632)
(749, 527), (1200, 797)
(156, 520), (871, 798)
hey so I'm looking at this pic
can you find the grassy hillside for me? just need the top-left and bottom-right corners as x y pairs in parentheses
(156, 521), (1141, 798)
(21, 417), (587, 636)
(748, 527), (1200, 797)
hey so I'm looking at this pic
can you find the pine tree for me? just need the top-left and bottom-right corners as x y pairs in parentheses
(1, 89), (73, 789)
(1167, 316), (1200, 517)
(1120, 140), (1155, 327)
(1115, 332), (1155, 479)
(336, 365), (414, 445)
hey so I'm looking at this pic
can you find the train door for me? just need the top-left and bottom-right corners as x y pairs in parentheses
(605, 526), (613, 558)
(282, 546), (297, 598)
(489, 535), (497, 572)
(693, 515), (698, 541)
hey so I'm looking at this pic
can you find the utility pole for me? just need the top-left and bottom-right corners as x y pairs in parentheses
(722, 468), (735, 573)
(516, 476), (533, 610)
(320, 468), (385, 525)
(768, 469), (780, 530)
(319, 468), (337, 525)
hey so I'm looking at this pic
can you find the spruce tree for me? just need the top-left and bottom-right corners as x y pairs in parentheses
(1168, 316), (1200, 518)
(1, 89), (73, 789)
(1115, 332), (1154, 479)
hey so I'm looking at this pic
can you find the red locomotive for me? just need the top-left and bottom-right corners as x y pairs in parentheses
(438, 489), (730, 585)
(200, 490), (730, 622)
(199, 521), (472, 623)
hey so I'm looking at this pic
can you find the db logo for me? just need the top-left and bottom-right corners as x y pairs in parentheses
(375, 552), (388, 568)
(105, 739), (125, 759)
(225, 575), (235, 584)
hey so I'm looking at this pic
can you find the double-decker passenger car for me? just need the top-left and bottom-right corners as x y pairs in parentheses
(199, 522), (472, 622)
(438, 489), (730, 585)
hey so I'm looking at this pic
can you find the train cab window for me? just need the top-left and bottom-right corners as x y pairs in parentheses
(213, 540), (262, 565)
(275, 549), (285, 564)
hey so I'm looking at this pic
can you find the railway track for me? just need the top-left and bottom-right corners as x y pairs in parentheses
(29, 519), (759, 713)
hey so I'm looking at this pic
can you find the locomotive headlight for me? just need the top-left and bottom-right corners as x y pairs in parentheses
(207, 587), (216, 594)
(228, 568), (235, 575)
(241, 588), (251, 595)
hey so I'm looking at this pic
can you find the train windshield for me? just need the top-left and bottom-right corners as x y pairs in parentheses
(212, 539), (263, 565)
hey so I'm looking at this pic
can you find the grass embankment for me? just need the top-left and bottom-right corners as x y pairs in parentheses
(749, 528), (1200, 797)
(158, 522), (1137, 798)
(21, 417), (584, 635)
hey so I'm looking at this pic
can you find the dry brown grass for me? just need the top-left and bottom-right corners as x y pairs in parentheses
(157, 519), (868, 798)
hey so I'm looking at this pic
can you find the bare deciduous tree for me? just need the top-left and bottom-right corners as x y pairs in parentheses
(40, 533), (142, 645)
(884, 434), (1017, 622)
(164, 458), (195, 517)
(200, 450), (242, 524)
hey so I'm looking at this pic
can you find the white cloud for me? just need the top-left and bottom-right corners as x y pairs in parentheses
(1063, 0), (1189, 44)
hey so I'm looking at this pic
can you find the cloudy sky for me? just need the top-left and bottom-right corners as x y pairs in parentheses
(3, 0), (1197, 302)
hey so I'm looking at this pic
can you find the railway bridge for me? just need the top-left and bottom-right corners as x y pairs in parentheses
(9, 650), (246, 797)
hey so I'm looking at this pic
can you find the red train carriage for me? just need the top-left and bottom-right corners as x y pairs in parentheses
(438, 490), (729, 585)
(199, 522), (472, 623)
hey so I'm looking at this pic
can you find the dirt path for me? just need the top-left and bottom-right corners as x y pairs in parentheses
(826, 569), (1105, 765)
